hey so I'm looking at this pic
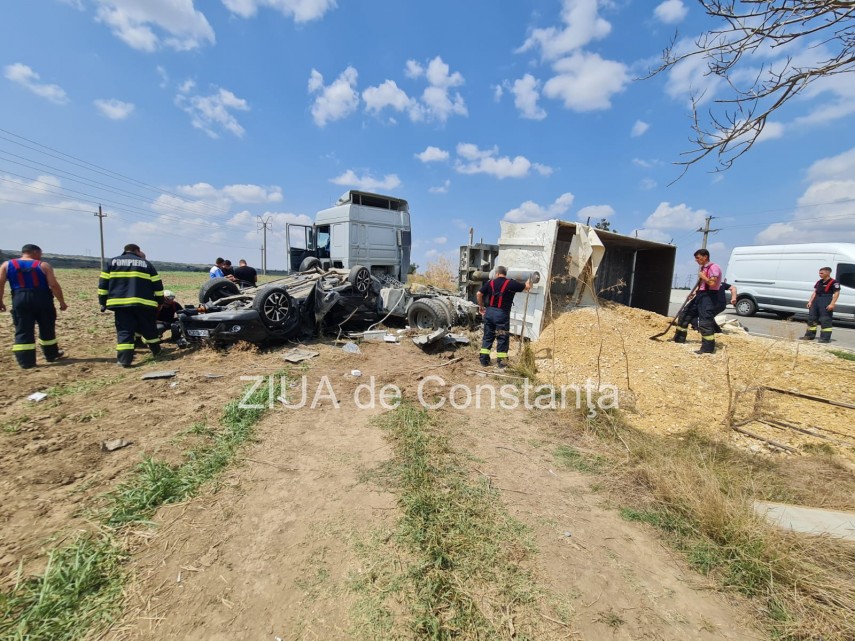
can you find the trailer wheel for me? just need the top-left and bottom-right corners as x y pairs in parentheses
(199, 277), (240, 304)
(347, 265), (372, 297)
(299, 256), (321, 272)
(407, 299), (451, 330)
(735, 297), (757, 317)
(252, 285), (299, 331)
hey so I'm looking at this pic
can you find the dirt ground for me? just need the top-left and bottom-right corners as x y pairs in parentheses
(1, 269), (852, 639)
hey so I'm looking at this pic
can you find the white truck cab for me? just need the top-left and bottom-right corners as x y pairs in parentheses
(286, 190), (411, 282)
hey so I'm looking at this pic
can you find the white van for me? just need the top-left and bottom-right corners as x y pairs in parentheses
(726, 243), (855, 317)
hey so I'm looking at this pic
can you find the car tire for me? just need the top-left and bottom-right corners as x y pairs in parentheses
(199, 277), (240, 304)
(347, 265), (372, 297)
(299, 256), (321, 272)
(735, 297), (757, 317)
(407, 299), (451, 330)
(252, 285), (300, 331)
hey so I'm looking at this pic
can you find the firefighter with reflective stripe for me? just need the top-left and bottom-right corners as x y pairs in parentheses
(98, 243), (163, 367)
(0, 244), (68, 369)
(673, 281), (736, 342)
(476, 266), (532, 369)
(692, 248), (722, 355)
(801, 267), (840, 344)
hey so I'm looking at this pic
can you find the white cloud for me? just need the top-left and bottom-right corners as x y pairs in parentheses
(417, 56), (467, 122)
(507, 74), (547, 120)
(492, 84), (504, 101)
(221, 0), (336, 22)
(518, 0), (612, 61)
(177, 182), (283, 203)
(454, 143), (540, 180)
(94, 0), (215, 52)
(643, 202), (708, 230)
(415, 146), (449, 163)
(631, 120), (649, 137)
(533, 163), (554, 176)
(404, 59), (423, 79)
(654, 0), (687, 24)
(632, 228), (671, 244)
(756, 146), (855, 243)
(3, 63), (69, 104)
(362, 80), (421, 121)
(543, 51), (629, 111)
(94, 98), (135, 120)
(577, 204), (614, 222)
(632, 158), (653, 169)
(433, 236), (448, 245)
(330, 170), (401, 192)
(664, 37), (724, 107)
(640, 178), (657, 190)
(308, 67), (359, 127)
(429, 179), (451, 194)
(156, 65), (169, 88)
(503, 192), (575, 223)
(175, 83), (250, 138)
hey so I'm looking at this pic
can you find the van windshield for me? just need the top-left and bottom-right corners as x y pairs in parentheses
(837, 263), (855, 288)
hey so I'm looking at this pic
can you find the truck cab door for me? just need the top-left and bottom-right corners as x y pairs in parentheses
(286, 224), (316, 272)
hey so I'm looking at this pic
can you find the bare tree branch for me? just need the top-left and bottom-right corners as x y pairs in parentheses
(647, 1), (855, 173)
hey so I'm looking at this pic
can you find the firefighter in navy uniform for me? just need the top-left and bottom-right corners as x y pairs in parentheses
(476, 266), (532, 369)
(801, 267), (840, 344)
(98, 244), (163, 367)
(0, 244), (68, 369)
(692, 248), (722, 355)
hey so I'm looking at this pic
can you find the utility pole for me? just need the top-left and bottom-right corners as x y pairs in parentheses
(696, 215), (720, 249)
(94, 205), (107, 270)
(257, 216), (273, 275)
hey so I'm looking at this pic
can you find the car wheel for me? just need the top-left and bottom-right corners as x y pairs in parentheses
(735, 297), (757, 317)
(407, 299), (450, 330)
(252, 285), (299, 330)
(299, 256), (321, 272)
(347, 265), (372, 297)
(199, 277), (240, 304)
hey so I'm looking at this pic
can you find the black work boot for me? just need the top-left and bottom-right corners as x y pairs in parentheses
(673, 332), (686, 344)
(817, 335), (831, 344)
(479, 356), (491, 367)
(695, 339), (715, 355)
(117, 351), (134, 368)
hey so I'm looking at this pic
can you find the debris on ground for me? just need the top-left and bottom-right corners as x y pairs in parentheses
(141, 370), (177, 380)
(27, 392), (48, 402)
(282, 347), (320, 363)
(101, 438), (133, 452)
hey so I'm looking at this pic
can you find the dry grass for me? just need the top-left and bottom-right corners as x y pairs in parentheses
(408, 257), (457, 291)
(595, 423), (855, 641)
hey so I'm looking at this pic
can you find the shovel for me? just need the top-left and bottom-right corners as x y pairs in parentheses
(649, 280), (700, 340)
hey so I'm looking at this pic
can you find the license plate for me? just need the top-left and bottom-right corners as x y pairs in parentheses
(186, 328), (210, 337)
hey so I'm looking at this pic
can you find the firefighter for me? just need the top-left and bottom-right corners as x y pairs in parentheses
(476, 266), (532, 368)
(801, 267), (840, 343)
(673, 280), (736, 342)
(692, 248), (722, 355)
(0, 244), (68, 369)
(98, 244), (163, 367)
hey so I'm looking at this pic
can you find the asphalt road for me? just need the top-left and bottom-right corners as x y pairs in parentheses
(666, 291), (855, 353)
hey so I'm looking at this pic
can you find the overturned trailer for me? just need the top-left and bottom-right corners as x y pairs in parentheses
(460, 220), (675, 341)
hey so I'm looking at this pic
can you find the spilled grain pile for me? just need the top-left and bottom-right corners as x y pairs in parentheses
(534, 303), (855, 457)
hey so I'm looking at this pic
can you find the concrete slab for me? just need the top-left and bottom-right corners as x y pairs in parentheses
(754, 501), (855, 541)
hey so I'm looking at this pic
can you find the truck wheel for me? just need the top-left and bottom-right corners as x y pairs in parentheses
(299, 257), (321, 272)
(734, 297), (757, 317)
(252, 285), (299, 331)
(407, 299), (450, 330)
(434, 297), (457, 326)
(199, 277), (240, 304)
(347, 265), (372, 297)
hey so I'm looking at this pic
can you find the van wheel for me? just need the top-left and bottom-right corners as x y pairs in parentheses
(775, 311), (795, 320)
(735, 297), (757, 317)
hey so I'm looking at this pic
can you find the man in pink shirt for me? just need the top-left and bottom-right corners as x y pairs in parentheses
(693, 248), (722, 354)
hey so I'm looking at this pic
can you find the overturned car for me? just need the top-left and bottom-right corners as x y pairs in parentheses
(177, 266), (477, 346)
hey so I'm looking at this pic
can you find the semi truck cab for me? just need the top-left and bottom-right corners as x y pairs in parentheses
(286, 190), (411, 282)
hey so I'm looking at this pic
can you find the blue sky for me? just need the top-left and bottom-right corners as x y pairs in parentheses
(1, 0), (853, 284)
